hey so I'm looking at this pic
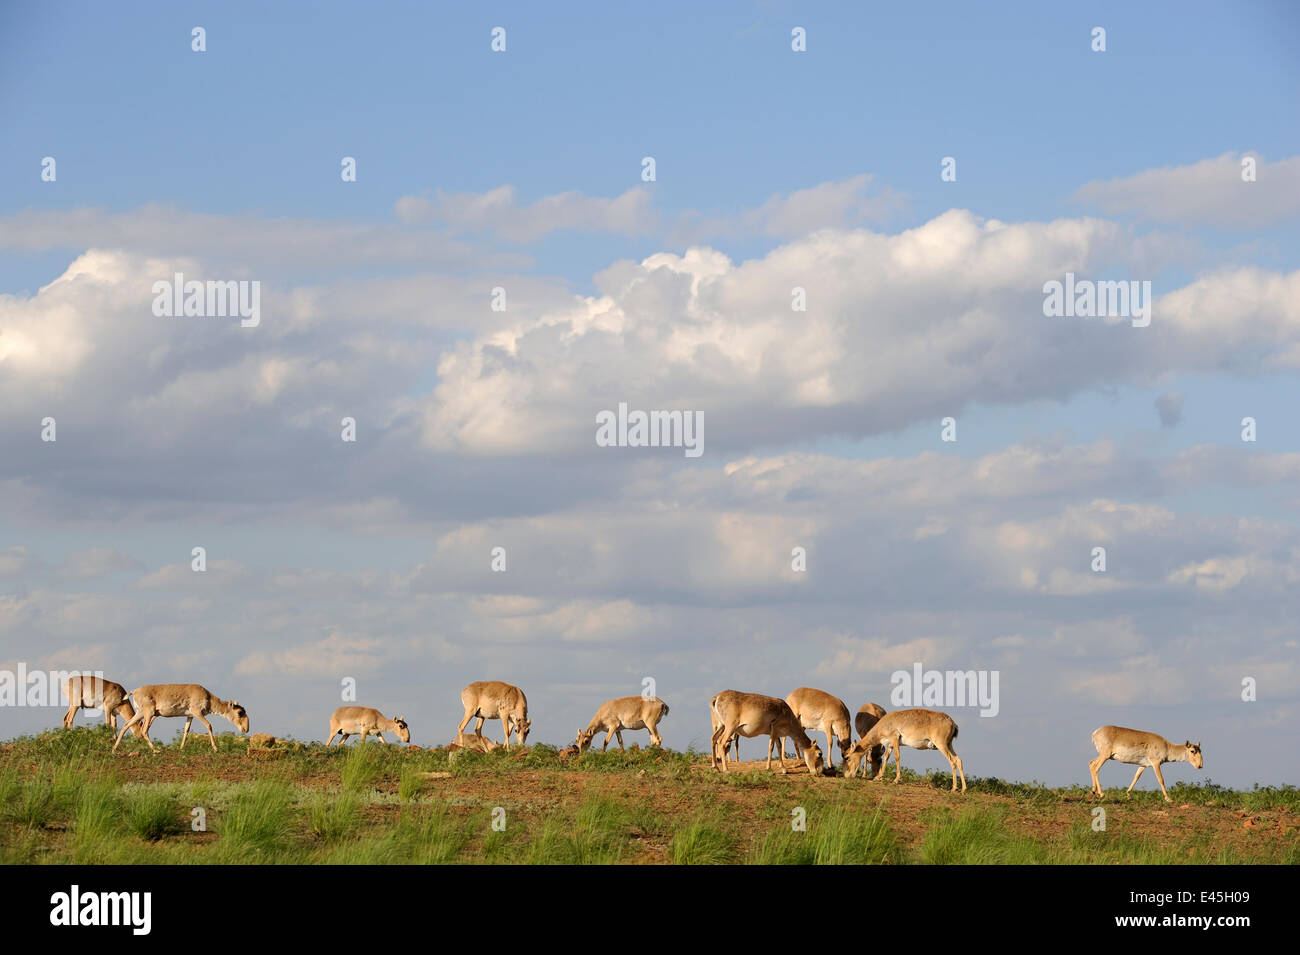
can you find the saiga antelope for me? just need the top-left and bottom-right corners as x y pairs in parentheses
(776, 687), (853, 767)
(710, 690), (824, 776)
(457, 681), (530, 749)
(451, 732), (501, 752)
(845, 708), (966, 792)
(61, 676), (143, 737)
(577, 695), (670, 752)
(852, 702), (888, 778)
(112, 684), (249, 752)
(842, 701), (894, 779)
(709, 693), (742, 761)
(1088, 725), (1202, 803)
(325, 706), (410, 746)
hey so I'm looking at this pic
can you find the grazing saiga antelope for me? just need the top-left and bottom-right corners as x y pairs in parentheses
(852, 702), (888, 778)
(112, 684), (249, 752)
(457, 681), (530, 749)
(577, 695), (670, 752)
(325, 706), (410, 746)
(776, 687), (853, 767)
(845, 708), (966, 792)
(61, 675), (142, 736)
(710, 690), (824, 776)
(1088, 726), (1203, 803)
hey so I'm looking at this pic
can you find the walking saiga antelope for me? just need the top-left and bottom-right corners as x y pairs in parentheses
(710, 690), (824, 776)
(458, 681), (530, 749)
(1088, 726), (1202, 803)
(577, 695), (670, 752)
(851, 702), (888, 778)
(112, 684), (249, 752)
(325, 706), (410, 746)
(845, 708), (966, 792)
(776, 687), (853, 767)
(61, 675), (143, 737)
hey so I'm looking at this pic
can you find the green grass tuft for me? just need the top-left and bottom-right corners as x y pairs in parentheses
(920, 807), (1049, 864)
(750, 803), (900, 864)
(307, 790), (362, 843)
(671, 819), (737, 864)
(213, 780), (294, 860)
(125, 788), (184, 841)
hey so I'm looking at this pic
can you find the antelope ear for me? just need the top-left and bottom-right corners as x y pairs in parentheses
(1184, 740), (1191, 747)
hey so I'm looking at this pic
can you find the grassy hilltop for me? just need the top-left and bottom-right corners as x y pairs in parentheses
(2, 727), (1297, 865)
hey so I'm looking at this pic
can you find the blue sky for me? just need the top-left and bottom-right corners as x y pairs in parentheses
(4, 1), (1298, 263)
(1, 2), (1298, 787)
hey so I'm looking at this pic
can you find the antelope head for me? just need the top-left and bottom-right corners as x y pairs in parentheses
(1185, 740), (1203, 769)
(843, 737), (882, 778)
(801, 740), (825, 777)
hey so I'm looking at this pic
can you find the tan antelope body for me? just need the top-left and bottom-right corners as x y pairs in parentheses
(710, 690), (824, 775)
(61, 676), (143, 736)
(458, 681), (530, 749)
(845, 707), (966, 791)
(450, 732), (501, 752)
(577, 695), (669, 752)
(709, 695), (743, 761)
(852, 702), (888, 778)
(112, 684), (249, 752)
(779, 687), (853, 767)
(708, 691), (752, 765)
(326, 706), (410, 746)
(1088, 725), (1202, 802)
